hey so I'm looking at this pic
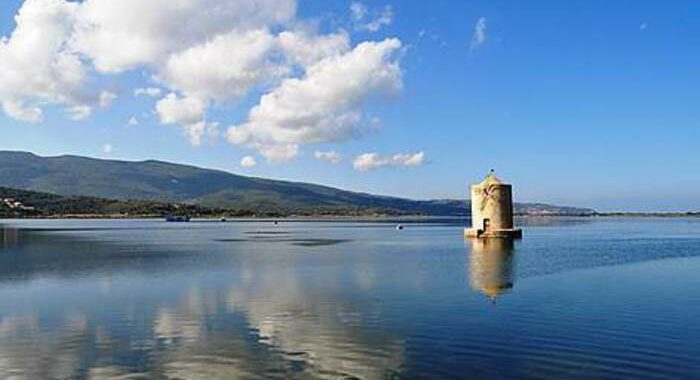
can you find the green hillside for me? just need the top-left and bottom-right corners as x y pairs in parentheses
(0, 187), (216, 218)
(0, 151), (596, 216)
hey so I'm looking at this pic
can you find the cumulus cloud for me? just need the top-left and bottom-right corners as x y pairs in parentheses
(314, 150), (342, 164)
(127, 115), (138, 126)
(350, 2), (393, 32)
(102, 143), (113, 154)
(156, 93), (217, 145)
(0, 0), (296, 123)
(183, 121), (219, 146)
(134, 87), (162, 98)
(240, 155), (257, 168)
(227, 38), (403, 162)
(0, 0), (87, 123)
(159, 29), (283, 102)
(353, 151), (425, 171)
(470, 17), (487, 51)
(155, 93), (206, 125)
(71, 0), (296, 73)
(11, 90), (109, 123)
(1, 0), (405, 156)
(278, 29), (350, 67)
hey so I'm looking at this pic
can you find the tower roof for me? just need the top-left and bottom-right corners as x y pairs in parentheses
(480, 171), (504, 186)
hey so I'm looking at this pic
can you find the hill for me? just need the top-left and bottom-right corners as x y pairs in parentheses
(0, 151), (595, 216)
(0, 187), (217, 218)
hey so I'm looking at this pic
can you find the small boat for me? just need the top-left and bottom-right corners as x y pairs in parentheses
(165, 215), (191, 222)
(396, 224), (404, 230)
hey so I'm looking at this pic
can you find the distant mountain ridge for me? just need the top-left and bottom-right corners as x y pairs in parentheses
(0, 151), (595, 216)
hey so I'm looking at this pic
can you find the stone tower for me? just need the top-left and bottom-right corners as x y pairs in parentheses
(464, 171), (522, 238)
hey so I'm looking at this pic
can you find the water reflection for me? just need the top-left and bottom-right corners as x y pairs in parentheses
(0, 224), (209, 283)
(0, 284), (404, 379)
(468, 238), (516, 300)
(1, 225), (19, 249)
(0, 313), (93, 379)
(0, 223), (405, 379)
(3, 219), (700, 379)
(226, 264), (405, 379)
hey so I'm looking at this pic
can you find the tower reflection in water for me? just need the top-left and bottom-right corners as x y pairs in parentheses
(1, 225), (19, 249)
(468, 238), (516, 300)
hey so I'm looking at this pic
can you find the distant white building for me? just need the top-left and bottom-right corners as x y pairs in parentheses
(2, 197), (35, 211)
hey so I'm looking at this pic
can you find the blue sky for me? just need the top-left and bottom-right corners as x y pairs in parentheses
(1, 0), (699, 212)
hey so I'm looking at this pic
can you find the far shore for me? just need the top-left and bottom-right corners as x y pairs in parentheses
(2, 213), (699, 221)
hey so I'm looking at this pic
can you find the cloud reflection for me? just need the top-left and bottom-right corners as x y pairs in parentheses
(0, 223), (406, 379)
(227, 262), (405, 379)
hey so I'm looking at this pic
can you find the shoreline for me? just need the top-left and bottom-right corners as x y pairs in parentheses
(2, 213), (699, 221)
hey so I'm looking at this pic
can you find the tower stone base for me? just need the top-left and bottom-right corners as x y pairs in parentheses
(464, 228), (522, 239)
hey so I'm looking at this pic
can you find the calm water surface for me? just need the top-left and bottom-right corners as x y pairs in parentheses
(1, 218), (700, 379)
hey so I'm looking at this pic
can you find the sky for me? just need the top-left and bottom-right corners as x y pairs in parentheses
(0, 0), (699, 212)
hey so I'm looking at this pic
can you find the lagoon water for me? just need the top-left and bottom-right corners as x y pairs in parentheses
(1, 218), (700, 379)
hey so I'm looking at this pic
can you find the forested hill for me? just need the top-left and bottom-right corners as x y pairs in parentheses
(0, 151), (595, 216)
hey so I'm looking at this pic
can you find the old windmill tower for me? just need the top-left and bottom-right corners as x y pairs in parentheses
(464, 171), (522, 239)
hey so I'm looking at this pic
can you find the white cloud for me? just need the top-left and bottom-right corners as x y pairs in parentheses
(71, 0), (296, 73)
(314, 150), (342, 164)
(1, 0), (404, 156)
(127, 115), (138, 126)
(350, 2), (393, 32)
(0, 0), (87, 123)
(102, 143), (112, 154)
(2, 100), (43, 123)
(240, 155), (257, 168)
(470, 17), (487, 51)
(159, 29), (282, 101)
(98, 90), (117, 108)
(63, 92), (112, 120)
(353, 151), (425, 171)
(278, 29), (350, 67)
(183, 121), (219, 146)
(255, 143), (299, 163)
(0, 0), (297, 123)
(156, 93), (218, 145)
(155, 93), (206, 125)
(227, 38), (403, 162)
(134, 87), (162, 98)
(67, 105), (92, 120)
(401, 151), (425, 166)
